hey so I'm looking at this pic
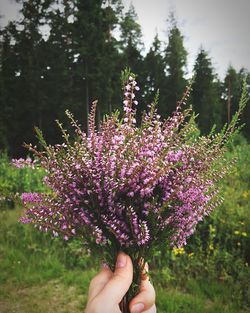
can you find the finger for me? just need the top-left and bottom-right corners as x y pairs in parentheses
(98, 252), (133, 303)
(129, 279), (155, 313)
(88, 265), (113, 302)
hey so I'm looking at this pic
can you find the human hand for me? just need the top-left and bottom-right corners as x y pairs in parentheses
(85, 252), (156, 313)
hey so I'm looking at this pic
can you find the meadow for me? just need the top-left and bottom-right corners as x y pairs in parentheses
(0, 136), (249, 313)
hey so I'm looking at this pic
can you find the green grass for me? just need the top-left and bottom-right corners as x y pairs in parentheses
(155, 278), (248, 313)
(0, 207), (249, 313)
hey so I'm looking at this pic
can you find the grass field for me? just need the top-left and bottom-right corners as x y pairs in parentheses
(0, 207), (249, 313)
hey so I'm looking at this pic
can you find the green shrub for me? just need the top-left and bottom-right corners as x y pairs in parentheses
(0, 153), (47, 207)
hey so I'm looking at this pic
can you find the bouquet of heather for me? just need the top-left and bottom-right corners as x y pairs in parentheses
(20, 70), (247, 312)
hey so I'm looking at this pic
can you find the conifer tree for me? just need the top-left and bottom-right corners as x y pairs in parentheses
(221, 67), (250, 140)
(163, 14), (187, 117)
(70, 0), (123, 129)
(119, 4), (144, 74)
(119, 4), (144, 115)
(1, 0), (55, 155)
(236, 68), (250, 140)
(142, 34), (166, 115)
(192, 48), (222, 134)
(0, 26), (12, 152)
(222, 66), (243, 124)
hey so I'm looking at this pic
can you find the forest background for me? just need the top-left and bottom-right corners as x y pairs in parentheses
(0, 0), (249, 157)
(0, 1), (249, 313)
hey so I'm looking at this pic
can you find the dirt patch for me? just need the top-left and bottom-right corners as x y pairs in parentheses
(0, 280), (87, 313)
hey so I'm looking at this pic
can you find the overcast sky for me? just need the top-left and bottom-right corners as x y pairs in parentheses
(1, 0), (250, 78)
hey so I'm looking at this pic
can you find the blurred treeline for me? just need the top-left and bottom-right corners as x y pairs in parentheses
(0, 0), (250, 157)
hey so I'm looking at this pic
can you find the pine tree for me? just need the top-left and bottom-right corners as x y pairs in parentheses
(237, 68), (250, 140)
(192, 48), (222, 134)
(69, 0), (123, 130)
(142, 34), (166, 114)
(0, 0), (55, 156)
(119, 5), (144, 72)
(45, 0), (78, 129)
(222, 67), (250, 140)
(0, 21), (29, 156)
(119, 4), (144, 116)
(0, 26), (13, 152)
(222, 65), (243, 124)
(163, 14), (187, 117)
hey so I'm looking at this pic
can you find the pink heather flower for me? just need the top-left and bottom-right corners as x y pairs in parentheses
(12, 157), (37, 169)
(53, 230), (58, 237)
(20, 73), (241, 255)
(21, 192), (42, 203)
(19, 217), (33, 224)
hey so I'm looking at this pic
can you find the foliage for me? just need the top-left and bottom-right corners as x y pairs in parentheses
(1, 2), (249, 157)
(221, 68), (250, 139)
(142, 34), (166, 117)
(192, 48), (222, 133)
(0, 139), (249, 312)
(163, 13), (188, 116)
(0, 153), (47, 207)
(0, 0), (125, 155)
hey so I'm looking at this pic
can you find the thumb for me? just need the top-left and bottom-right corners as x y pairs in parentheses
(98, 252), (133, 303)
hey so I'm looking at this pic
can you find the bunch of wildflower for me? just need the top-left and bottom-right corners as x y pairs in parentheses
(20, 72), (247, 305)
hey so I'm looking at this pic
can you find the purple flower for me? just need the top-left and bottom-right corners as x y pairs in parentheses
(20, 73), (238, 253)
(21, 192), (42, 204)
(12, 157), (37, 169)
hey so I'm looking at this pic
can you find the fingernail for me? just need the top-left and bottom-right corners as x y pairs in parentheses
(116, 253), (127, 268)
(131, 303), (145, 313)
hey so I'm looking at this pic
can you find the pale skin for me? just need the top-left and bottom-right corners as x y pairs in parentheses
(85, 252), (156, 313)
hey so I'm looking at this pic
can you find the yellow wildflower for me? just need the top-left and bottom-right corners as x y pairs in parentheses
(242, 190), (250, 199)
(209, 225), (216, 233)
(173, 247), (185, 256)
